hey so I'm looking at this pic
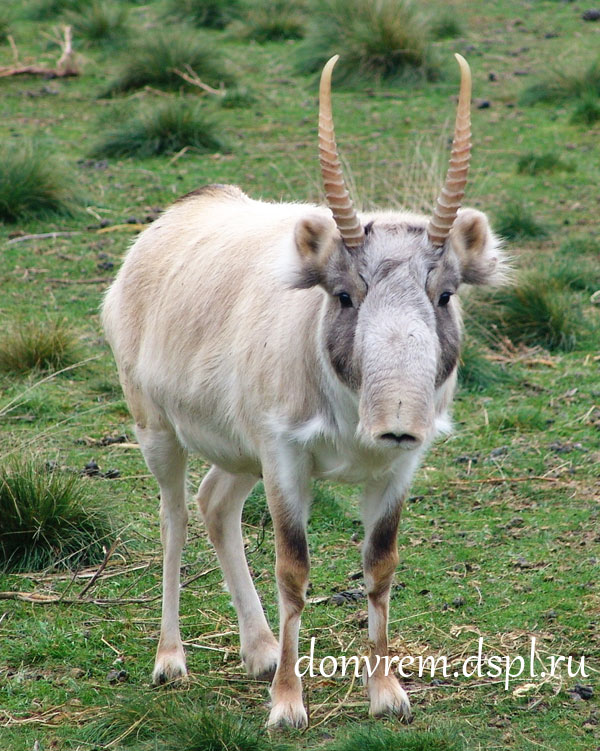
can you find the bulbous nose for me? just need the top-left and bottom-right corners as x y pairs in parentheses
(376, 431), (424, 449)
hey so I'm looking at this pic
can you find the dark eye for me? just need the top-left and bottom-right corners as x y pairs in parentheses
(438, 291), (452, 307)
(337, 292), (353, 308)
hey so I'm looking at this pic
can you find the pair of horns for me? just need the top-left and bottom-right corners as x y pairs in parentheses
(318, 54), (472, 249)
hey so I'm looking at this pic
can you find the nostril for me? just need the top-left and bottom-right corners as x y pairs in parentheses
(379, 432), (419, 445)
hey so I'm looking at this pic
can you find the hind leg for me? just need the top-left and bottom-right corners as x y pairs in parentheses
(197, 466), (279, 680)
(136, 424), (189, 684)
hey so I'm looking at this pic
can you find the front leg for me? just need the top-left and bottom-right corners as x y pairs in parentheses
(262, 456), (311, 729)
(361, 479), (412, 722)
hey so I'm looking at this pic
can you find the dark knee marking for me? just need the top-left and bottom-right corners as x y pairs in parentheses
(364, 504), (403, 599)
(275, 522), (310, 614)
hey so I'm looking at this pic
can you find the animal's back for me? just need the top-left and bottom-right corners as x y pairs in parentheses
(102, 184), (327, 463)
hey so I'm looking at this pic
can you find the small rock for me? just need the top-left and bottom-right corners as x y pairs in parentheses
(453, 596), (466, 607)
(489, 446), (509, 459)
(82, 460), (101, 477)
(545, 609), (557, 621)
(571, 684), (594, 700)
(488, 72), (498, 81)
(514, 556), (533, 569)
(69, 668), (85, 679)
(330, 589), (365, 605)
(476, 99), (491, 109)
(107, 669), (128, 684)
(582, 9), (600, 21)
(126, 216), (139, 224)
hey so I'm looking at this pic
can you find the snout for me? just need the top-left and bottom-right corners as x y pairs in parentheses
(375, 431), (424, 450)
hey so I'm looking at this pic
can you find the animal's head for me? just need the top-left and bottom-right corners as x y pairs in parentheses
(291, 55), (506, 451)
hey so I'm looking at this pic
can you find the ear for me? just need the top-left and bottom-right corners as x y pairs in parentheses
(290, 215), (338, 289)
(450, 208), (507, 286)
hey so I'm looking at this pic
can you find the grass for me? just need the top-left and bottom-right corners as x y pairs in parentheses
(0, 319), (79, 374)
(102, 27), (233, 95)
(296, 0), (437, 84)
(571, 93), (600, 124)
(83, 692), (289, 750)
(166, 0), (243, 29)
(328, 725), (463, 751)
(66, 1), (129, 46)
(481, 276), (589, 352)
(27, 0), (81, 20)
(0, 142), (80, 222)
(516, 152), (574, 175)
(521, 58), (600, 105)
(231, 0), (306, 42)
(0, 458), (113, 572)
(0, 0), (599, 749)
(457, 336), (510, 392)
(494, 201), (546, 241)
(430, 11), (465, 40)
(89, 99), (227, 158)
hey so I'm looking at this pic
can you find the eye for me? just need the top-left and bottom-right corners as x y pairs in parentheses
(438, 291), (452, 307)
(337, 292), (353, 309)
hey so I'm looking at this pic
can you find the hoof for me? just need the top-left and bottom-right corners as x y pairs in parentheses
(241, 635), (279, 681)
(267, 700), (308, 729)
(152, 648), (187, 686)
(367, 676), (412, 723)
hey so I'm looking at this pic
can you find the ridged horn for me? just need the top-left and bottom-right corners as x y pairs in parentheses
(319, 55), (365, 249)
(428, 54), (472, 248)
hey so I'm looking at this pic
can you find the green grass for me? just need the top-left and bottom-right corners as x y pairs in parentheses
(90, 99), (227, 158)
(296, 0), (438, 84)
(231, 0), (306, 42)
(481, 276), (589, 352)
(328, 725), (463, 751)
(0, 142), (80, 222)
(82, 692), (290, 750)
(166, 0), (243, 29)
(521, 58), (600, 104)
(27, 0), (81, 20)
(0, 458), (114, 572)
(0, 319), (80, 374)
(102, 27), (233, 95)
(571, 93), (600, 124)
(0, 0), (599, 749)
(457, 336), (511, 392)
(66, 1), (129, 46)
(494, 201), (546, 241)
(516, 152), (574, 175)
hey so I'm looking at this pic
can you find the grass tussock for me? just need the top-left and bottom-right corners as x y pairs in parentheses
(231, 0), (306, 42)
(296, 0), (437, 84)
(0, 319), (79, 375)
(458, 336), (511, 392)
(494, 201), (546, 241)
(481, 276), (588, 352)
(0, 459), (113, 572)
(517, 152), (574, 176)
(27, 0), (81, 20)
(430, 10), (465, 40)
(219, 85), (258, 109)
(166, 0), (242, 29)
(66, 1), (129, 45)
(571, 93), (600, 124)
(90, 99), (227, 158)
(328, 724), (463, 751)
(521, 58), (600, 104)
(0, 142), (80, 223)
(83, 692), (286, 750)
(102, 28), (232, 95)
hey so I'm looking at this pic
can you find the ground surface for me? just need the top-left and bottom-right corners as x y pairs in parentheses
(0, 1), (598, 749)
